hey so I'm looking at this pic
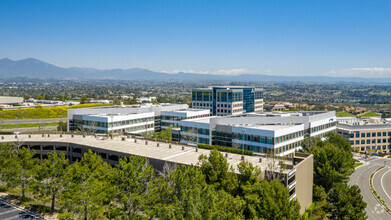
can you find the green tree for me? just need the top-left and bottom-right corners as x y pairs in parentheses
(111, 156), (155, 218)
(6, 147), (38, 200)
(57, 121), (67, 132)
(62, 151), (113, 220)
(237, 160), (261, 196)
(159, 126), (172, 141)
(310, 143), (354, 191)
(324, 132), (352, 152)
(0, 144), (15, 183)
(198, 149), (238, 193)
(326, 183), (367, 220)
(33, 151), (69, 213)
(80, 96), (88, 103)
(243, 180), (300, 220)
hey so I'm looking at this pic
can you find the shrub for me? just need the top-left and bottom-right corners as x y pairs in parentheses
(197, 144), (254, 156)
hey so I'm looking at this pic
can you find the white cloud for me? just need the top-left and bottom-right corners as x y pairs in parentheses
(160, 68), (250, 75)
(326, 67), (391, 78)
(161, 69), (210, 74)
(215, 68), (249, 75)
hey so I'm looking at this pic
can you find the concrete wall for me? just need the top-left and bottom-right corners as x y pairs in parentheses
(294, 152), (314, 213)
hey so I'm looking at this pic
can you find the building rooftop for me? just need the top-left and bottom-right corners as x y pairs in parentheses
(337, 123), (391, 131)
(0, 134), (293, 174)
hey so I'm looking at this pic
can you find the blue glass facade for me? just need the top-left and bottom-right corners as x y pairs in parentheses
(192, 86), (263, 116)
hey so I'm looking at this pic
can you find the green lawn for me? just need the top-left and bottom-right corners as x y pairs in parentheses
(354, 162), (363, 168)
(0, 103), (111, 120)
(1, 122), (60, 129)
(388, 155), (391, 159)
(359, 111), (381, 117)
(336, 111), (355, 117)
(369, 91), (391, 96)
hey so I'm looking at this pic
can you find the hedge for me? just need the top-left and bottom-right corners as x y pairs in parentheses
(197, 144), (254, 156)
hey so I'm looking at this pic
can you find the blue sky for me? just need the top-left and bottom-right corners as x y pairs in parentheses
(0, 0), (390, 77)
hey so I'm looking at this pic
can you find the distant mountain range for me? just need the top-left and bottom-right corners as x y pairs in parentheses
(1, 58), (391, 83)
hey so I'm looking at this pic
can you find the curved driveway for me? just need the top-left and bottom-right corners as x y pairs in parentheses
(373, 164), (391, 209)
(349, 158), (391, 220)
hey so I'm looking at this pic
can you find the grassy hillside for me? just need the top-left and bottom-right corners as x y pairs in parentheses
(359, 111), (381, 117)
(336, 111), (355, 117)
(0, 103), (112, 120)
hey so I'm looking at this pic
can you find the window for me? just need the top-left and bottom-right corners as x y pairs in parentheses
(367, 140), (370, 144)
(356, 132), (360, 138)
(361, 133), (365, 138)
(372, 132), (376, 137)
(355, 140), (359, 145)
(378, 132), (382, 137)
(361, 140), (365, 144)
(384, 132), (387, 137)
(367, 133), (371, 137)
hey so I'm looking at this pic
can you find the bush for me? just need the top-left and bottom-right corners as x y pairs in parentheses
(197, 144), (254, 156)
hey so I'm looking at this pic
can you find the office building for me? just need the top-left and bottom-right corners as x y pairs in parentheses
(337, 117), (391, 153)
(67, 104), (188, 133)
(161, 109), (210, 129)
(192, 86), (264, 116)
(177, 111), (336, 157)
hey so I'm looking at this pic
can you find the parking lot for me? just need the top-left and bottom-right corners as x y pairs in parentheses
(0, 197), (44, 220)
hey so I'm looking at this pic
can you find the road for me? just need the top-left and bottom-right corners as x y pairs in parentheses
(373, 163), (391, 209)
(349, 157), (391, 220)
(1, 119), (66, 124)
(0, 196), (45, 220)
(1, 126), (58, 133)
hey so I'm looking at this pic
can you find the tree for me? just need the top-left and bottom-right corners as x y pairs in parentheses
(159, 126), (172, 141)
(237, 160), (261, 196)
(111, 156), (155, 218)
(62, 151), (113, 220)
(324, 132), (352, 152)
(326, 183), (367, 220)
(243, 180), (301, 220)
(181, 127), (197, 145)
(33, 151), (69, 213)
(0, 144), (15, 183)
(301, 136), (321, 153)
(310, 143), (354, 191)
(6, 147), (38, 200)
(57, 121), (67, 132)
(198, 149), (238, 193)
(80, 96), (88, 103)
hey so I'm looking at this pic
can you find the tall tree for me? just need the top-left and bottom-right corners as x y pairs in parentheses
(243, 180), (301, 220)
(61, 151), (112, 220)
(198, 149), (238, 193)
(310, 143), (354, 191)
(33, 151), (69, 213)
(6, 147), (38, 200)
(326, 183), (367, 220)
(111, 156), (155, 219)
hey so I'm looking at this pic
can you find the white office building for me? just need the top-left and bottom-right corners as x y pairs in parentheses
(177, 111), (336, 157)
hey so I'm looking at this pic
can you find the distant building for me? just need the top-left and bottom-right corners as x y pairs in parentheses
(191, 86), (264, 116)
(337, 116), (391, 153)
(0, 96), (23, 105)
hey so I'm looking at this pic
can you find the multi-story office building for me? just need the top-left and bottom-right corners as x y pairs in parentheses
(337, 120), (391, 153)
(67, 104), (188, 133)
(161, 109), (210, 129)
(192, 86), (264, 116)
(80, 112), (155, 134)
(177, 111), (336, 157)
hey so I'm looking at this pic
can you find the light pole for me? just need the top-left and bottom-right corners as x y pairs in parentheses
(195, 124), (199, 152)
(241, 129), (246, 160)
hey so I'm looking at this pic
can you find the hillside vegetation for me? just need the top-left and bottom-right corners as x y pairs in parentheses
(336, 111), (355, 117)
(359, 111), (381, 117)
(0, 103), (112, 120)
